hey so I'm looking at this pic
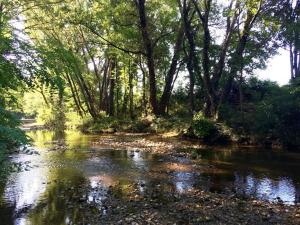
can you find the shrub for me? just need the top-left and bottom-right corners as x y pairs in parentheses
(65, 111), (92, 129)
(191, 112), (217, 140)
(253, 89), (300, 149)
(129, 115), (154, 133)
(220, 80), (300, 149)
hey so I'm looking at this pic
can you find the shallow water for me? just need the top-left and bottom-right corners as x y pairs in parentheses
(0, 130), (300, 224)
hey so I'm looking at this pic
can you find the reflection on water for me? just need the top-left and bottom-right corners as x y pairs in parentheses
(4, 169), (47, 212)
(234, 174), (297, 203)
(194, 148), (300, 204)
(173, 172), (195, 193)
(0, 130), (300, 224)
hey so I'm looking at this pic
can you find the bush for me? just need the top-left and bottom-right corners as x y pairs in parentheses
(192, 112), (217, 140)
(253, 88), (300, 149)
(128, 115), (190, 133)
(80, 112), (122, 133)
(220, 80), (300, 149)
(65, 111), (94, 130)
(128, 115), (154, 133)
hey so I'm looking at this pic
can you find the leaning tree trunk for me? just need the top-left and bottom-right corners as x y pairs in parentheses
(64, 72), (83, 117)
(216, 8), (256, 120)
(159, 23), (184, 114)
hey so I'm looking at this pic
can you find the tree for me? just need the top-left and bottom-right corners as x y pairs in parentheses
(178, 0), (279, 119)
(279, 0), (300, 80)
(15, 0), (287, 123)
(0, 0), (29, 148)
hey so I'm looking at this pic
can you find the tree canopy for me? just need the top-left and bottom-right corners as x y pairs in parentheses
(1, 0), (300, 148)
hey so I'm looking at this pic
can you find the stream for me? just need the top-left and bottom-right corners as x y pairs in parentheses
(0, 130), (300, 225)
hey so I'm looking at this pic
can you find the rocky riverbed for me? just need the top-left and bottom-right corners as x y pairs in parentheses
(55, 179), (300, 225)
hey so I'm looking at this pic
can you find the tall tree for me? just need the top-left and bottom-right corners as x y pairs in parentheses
(179, 0), (279, 119)
(280, 0), (300, 80)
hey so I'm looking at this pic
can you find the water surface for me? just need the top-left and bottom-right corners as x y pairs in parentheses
(0, 130), (300, 224)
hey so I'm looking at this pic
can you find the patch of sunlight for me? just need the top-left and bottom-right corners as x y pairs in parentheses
(166, 163), (192, 172)
(161, 131), (179, 138)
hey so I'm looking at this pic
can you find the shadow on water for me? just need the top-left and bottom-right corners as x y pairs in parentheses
(0, 130), (300, 224)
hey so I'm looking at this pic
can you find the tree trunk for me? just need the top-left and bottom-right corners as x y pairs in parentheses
(136, 0), (159, 115)
(183, 44), (195, 113)
(108, 59), (116, 116)
(64, 72), (83, 117)
(100, 59), (110, 112)
(129, 60), (134, 119)
(159, 23), (184, 114)
(211, 0), (238, 90)
(180, 0), (197, 113)
(115, 62), (120, 116)
(292, 30), (300, 79)
(99, 59), (109, 110)
(216, 9), (256, 119)
(139, 59), (148, 115)
(192, 0), (217, 117)
(73, 68), (98, 119)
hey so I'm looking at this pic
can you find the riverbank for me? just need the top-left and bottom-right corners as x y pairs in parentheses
(78, 114), (295, 150)
(22, 115), (293, 150)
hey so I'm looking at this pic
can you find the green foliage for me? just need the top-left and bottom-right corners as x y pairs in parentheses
(80, 111), (117, 133)
(192, 112), (216, 140)
(220, 78), (300, 149)
(254, 88), (300, 149)
(23, 91), (47, 118)
(151, 116), (190, 133)
(0, 1), (29, 150)
(1, 0), (299, 151)
(0, 107), (28, 149)
(36, 105), (65, 130)
(65, 111), (90, 129)
(23, 90), (66, 130)
(129, 116), (154, 133)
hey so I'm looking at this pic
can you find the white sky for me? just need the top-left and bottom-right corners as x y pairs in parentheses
(256, 48), (291, 86)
